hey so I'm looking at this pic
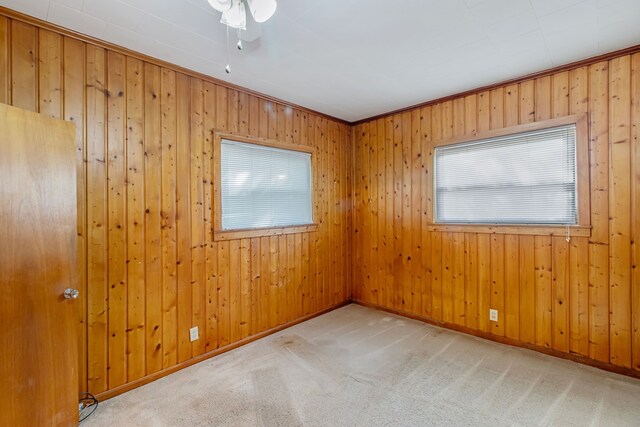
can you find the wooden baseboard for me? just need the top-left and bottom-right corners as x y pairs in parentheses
(95, 300), (350, 402)
(351, 299), (640, 381)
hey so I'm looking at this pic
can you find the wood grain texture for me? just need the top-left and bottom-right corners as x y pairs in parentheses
(0, 17), (352, 396)
(3, 9), (640, 398)
(0, 103), (78, 426)
(353, 54), (640, 374)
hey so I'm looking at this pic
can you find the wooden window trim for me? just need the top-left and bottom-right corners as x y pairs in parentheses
(213, 131), (318, 241)
(427, 113), (591, 237)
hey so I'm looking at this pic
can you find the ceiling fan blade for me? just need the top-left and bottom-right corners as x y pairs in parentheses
(246, 0), (277, 23)
(207, 0), (233, 12)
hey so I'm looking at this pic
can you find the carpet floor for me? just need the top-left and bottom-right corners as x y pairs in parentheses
(85, 304), (640, 426)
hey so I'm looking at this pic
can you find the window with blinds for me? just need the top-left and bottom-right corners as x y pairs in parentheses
(220, 139), (313, 230)
(434, 124), (577, 225)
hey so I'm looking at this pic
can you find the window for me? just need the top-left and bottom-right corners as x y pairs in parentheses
(215, 133), (315, 240)
(430, 115), (590, 236)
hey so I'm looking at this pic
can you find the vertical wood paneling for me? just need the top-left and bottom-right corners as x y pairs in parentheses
(6, 14), (640, 396)
(352, 48), (640, 377)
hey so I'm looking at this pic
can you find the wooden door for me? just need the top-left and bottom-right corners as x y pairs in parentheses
(0, 103), (79, 426)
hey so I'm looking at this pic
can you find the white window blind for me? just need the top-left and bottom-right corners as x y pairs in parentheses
(221, 139), (313, 230)
(434, 124), (577, 225)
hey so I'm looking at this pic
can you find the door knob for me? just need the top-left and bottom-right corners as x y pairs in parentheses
(64, 288), (79, 299)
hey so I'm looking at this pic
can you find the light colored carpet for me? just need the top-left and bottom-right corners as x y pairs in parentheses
(85, 304), (640, 426)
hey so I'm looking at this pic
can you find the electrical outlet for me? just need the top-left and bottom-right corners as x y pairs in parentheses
(189, 326), (199, 342)
(489, 309), (498, 322)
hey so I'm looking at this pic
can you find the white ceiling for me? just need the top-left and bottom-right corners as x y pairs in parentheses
(2, 0), (640, 122)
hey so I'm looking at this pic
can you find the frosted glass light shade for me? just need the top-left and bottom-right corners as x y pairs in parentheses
(247, 0), (277, 23)
(221, 1), (247, 30)
(207, 0), (232, 12)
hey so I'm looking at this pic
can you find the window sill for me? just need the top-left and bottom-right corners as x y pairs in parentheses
(214, 224), (319, 241)
(427, 223), (591, 237)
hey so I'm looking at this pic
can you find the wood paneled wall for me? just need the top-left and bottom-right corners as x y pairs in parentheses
(0, 16), (352, 396)
(352, 54), (640, 372)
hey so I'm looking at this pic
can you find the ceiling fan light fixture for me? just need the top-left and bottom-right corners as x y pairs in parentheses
(207, 0), (232, 12)
(247, 0), (277, 23)
(220, 0), (247, 30)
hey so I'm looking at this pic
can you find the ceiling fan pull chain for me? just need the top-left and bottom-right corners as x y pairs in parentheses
(237, 27), (243, 50)
(225, 24), (231, 73)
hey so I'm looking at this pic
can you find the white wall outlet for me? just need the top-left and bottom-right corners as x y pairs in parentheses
(489, 309), (498, 322)
(189, 326), (199, 342)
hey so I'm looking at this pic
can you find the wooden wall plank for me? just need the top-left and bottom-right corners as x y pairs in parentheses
(420, 108), (432, 319)
(37, 29), (61, 118)
(86, 44), (108, 394)
(490, 235), (505, 336)
(609, 56), (632, 367)
(125, 56), (146, 382)
(160, 68), (178, 368)
(552, 236), (569, 353)
(392, 114), (403, 311)
(519, 236), (536, 344)
(569, 66), (590, 357)
(0, 16), (10, 103)
(10, 20), (36, 111)
(106, 51), (128, 388)
(401, 112), (412, 314)
(203, 81), (218, 352)
(143, 63), (163, 374)
(570, 237), (590, 356)
(410, 109), (421, 316)
(534, 236), (552, 348)
(631, 53), (640, 371)
(176, 73), (192, 364)
(505, 235), (520, 340)
(589, 62), (610, 362)
(477, 234), (491, 333)
(189, 77), (206, 356)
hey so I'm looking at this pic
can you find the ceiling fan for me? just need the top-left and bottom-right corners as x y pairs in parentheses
(207, 0), (277, 73)
(208, 0), (277, 29)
